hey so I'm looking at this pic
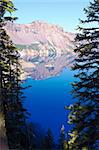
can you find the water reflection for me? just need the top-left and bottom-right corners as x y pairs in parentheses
(20, 51), (75, 80)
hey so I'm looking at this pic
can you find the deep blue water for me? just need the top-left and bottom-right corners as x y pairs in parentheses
(23, 68), (75, 141)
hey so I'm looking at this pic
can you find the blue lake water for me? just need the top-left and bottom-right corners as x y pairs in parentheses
(23, 68), (75, 140)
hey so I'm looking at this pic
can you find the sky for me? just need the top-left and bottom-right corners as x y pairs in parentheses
(13, 0), (91, 32)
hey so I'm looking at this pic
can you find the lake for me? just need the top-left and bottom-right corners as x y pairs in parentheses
(23, 68), (75, 141)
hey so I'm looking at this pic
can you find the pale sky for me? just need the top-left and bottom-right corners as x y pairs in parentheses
(13, 0), (91, 32)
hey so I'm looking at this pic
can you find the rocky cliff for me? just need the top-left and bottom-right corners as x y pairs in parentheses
(5, 21), (75, 80)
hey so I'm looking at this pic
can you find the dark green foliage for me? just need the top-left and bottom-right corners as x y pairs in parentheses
(41, 128), (55, 150)
(0, 0), (29, 149)
(26, 122), (46, 150)
(58, 125), (65, 150)
(66, 0), (99, 149)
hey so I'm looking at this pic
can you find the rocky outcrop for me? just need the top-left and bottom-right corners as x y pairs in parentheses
(5, 21), (75, 80)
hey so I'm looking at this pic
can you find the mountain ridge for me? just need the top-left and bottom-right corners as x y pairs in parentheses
(5, 21), (76, 80)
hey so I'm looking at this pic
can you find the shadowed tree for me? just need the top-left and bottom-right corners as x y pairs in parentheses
(58, 125), (65, 150)
(0, 1), (16, 149)
(66, 0), (99, 149)
(41, 128), (54, 150)
(0, 0), (29, 149)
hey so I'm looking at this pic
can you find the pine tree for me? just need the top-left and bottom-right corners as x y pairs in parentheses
(0, 0), (29, 149)
(0, 1), (16, 149)
(66, 0), (99, 149)
(41, 128), (54, 150)
(58, 125), (65, 150)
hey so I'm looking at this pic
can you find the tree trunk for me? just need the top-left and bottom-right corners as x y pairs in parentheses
(0, 112), (9, 150)
(0, 66), (9, 150)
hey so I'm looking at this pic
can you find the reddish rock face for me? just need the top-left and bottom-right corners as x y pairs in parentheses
(5, 21), (75, 47)
(5, 21), (76, 80)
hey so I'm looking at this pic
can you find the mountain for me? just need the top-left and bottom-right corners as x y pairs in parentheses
(5, 21), (75, 80)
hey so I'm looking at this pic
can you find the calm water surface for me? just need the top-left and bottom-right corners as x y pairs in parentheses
(23, 68), (75, 140)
